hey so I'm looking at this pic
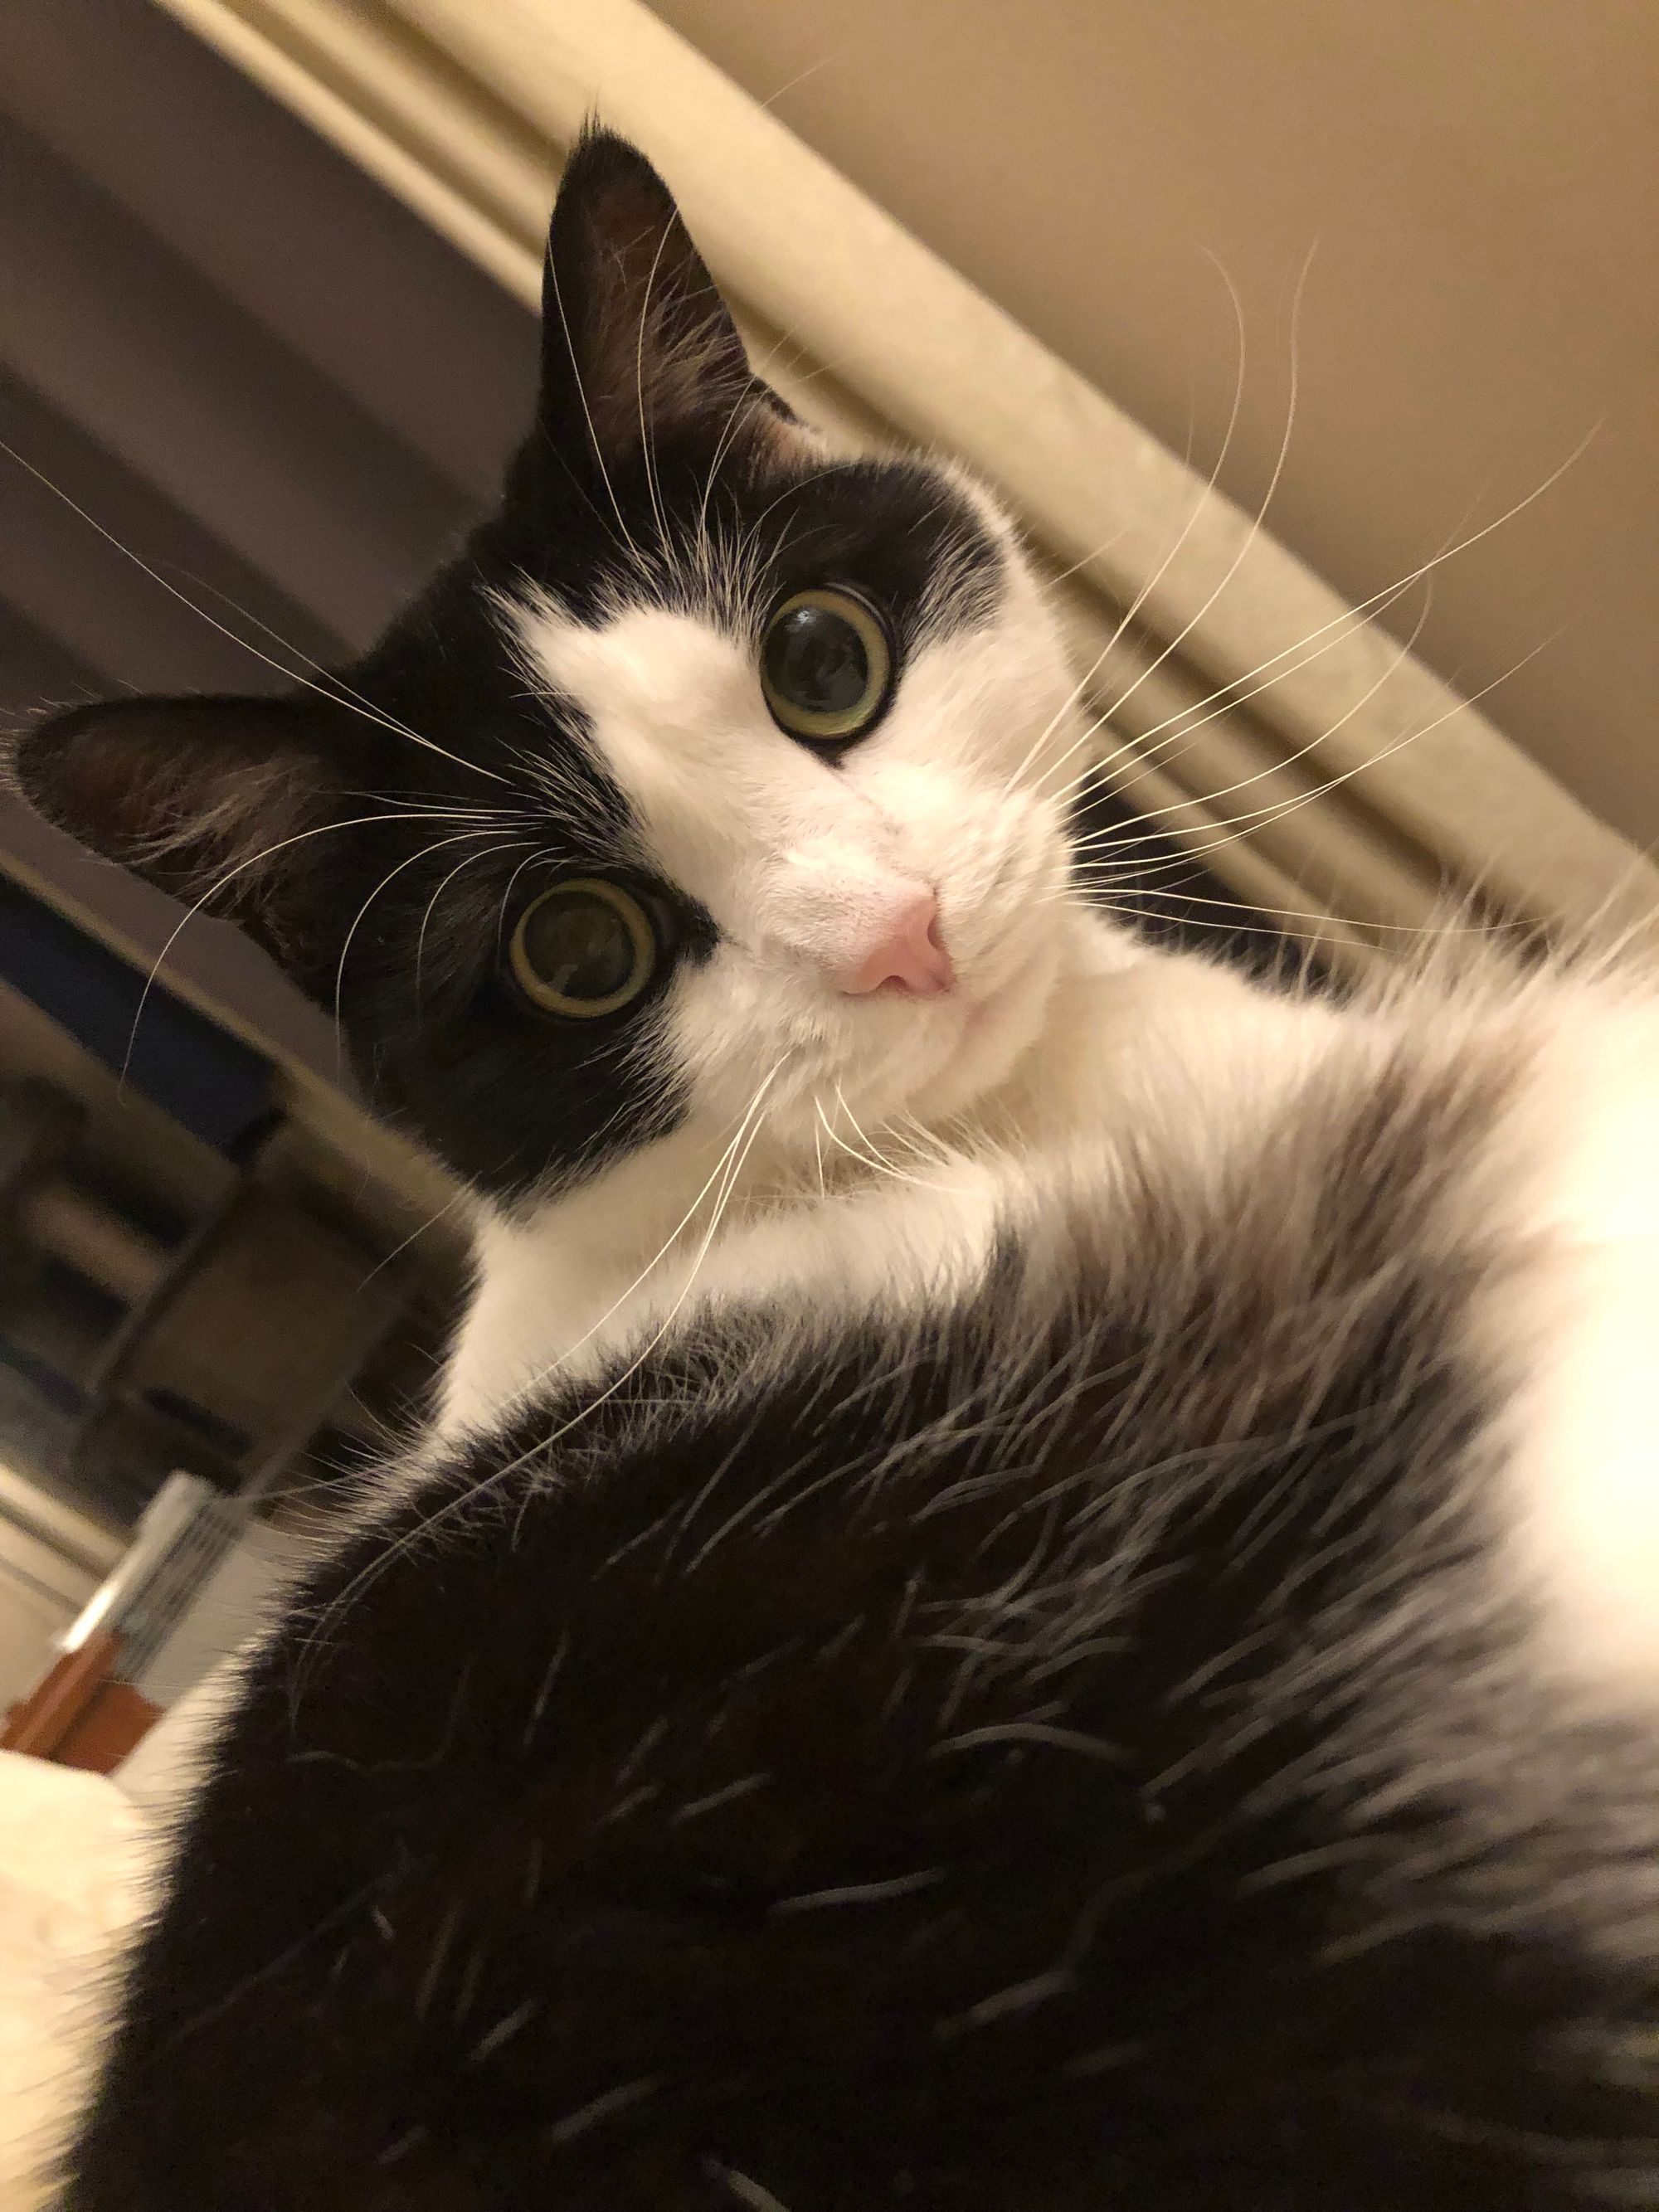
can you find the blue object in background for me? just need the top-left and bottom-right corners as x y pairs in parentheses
(0, 874), (275, 1157)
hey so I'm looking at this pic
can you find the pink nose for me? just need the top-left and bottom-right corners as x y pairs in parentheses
(834, 891), (954, 997)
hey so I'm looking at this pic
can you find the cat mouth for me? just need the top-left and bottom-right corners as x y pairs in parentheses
(956, 919), (1053, 1027)
(916, 940), (1053, 1104)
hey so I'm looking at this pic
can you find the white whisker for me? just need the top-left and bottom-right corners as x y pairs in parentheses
(1037, 421), (1597, 817)
(293, 1060), (789, 1670)
(1081, 631), (1556, 888)
(332, 830), (499, 1068)
(1092, 244), (1316, 734)
(119, 807), (495, 1084)
(1004, 251), (1250, 795)
(635, 213), (676, 546)
(542, 234), (643, 565)
(704, 2161), (795, 2212)
(414, 839), (535, 1003)
(1069, 574), (1433, 844)
(0, 435), (514, 787)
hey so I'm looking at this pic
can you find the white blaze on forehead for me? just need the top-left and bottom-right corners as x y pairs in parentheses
(497, 571), (1089, 1141)
(500, 576), (1087, 1023)
(504, 590), (853, 926)
(503, 575), (1080, 875)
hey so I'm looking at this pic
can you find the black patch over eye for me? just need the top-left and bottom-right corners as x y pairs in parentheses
(760, 586), (894, 745)
(507, 879), (657, 1019)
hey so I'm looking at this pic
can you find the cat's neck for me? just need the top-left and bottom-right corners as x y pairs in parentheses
(435, 925), (1290, 1438)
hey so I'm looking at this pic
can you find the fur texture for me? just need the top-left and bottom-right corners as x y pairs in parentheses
(10, 128), (1657, 2210)
(62, 960), (1659, 2210)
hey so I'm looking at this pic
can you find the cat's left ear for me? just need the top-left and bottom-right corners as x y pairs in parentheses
(7, 690), (360, 980)
(530, 125), (766, 483)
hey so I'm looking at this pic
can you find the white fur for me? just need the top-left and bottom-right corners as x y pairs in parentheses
(451, 964), (1659, 1731)
(440, 931), (1345, 1434)
(1491, 990), (1659, 1704)
(506, 529), (1082, 1138)
(435, 503), (1659, 1726)
(441, 526), (1099, 1428)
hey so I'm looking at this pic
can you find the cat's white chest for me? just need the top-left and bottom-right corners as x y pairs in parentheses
(438, 1223), (623, 1437)
(438, 1140), (1018, 1441)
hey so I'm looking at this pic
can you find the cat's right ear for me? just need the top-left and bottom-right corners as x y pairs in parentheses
(7, 691), (353, 974)
(523, 127), (766, 498)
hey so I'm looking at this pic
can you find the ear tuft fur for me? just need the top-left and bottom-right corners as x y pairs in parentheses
(12, 692), (345, 964)
(535, 125), (761, 477)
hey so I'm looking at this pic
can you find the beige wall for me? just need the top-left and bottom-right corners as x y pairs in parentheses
(650, 0), (1658, 846)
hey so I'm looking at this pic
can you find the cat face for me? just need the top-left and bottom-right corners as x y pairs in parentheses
(10, 130), (1092, 1203)
(497, 464), (1084, 1174)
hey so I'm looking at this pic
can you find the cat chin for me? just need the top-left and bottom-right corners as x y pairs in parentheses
(659, 808), (1081, 1162)
(904, 934), (1065, 1123)
(674, 918), (1070, 1166)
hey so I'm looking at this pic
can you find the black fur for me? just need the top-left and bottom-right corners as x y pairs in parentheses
(10, 129), (1001, 1202)
(64, 1050), (1657, 2210)
(20, 130), (1652, 2210)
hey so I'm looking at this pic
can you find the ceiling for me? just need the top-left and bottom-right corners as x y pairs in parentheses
(649, 0), (1659, 848)
(0, 0), (539, 1075)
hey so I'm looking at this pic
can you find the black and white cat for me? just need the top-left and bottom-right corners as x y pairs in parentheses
(12, 129), (1657, 2211)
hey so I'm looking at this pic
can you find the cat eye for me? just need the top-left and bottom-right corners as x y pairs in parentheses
(506, 879), (657, 1019)
(760, 586), (894, 745)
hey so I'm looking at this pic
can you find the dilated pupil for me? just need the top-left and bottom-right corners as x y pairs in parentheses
(521, 894), (635, 1001)
(766, 605), (868, 714)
